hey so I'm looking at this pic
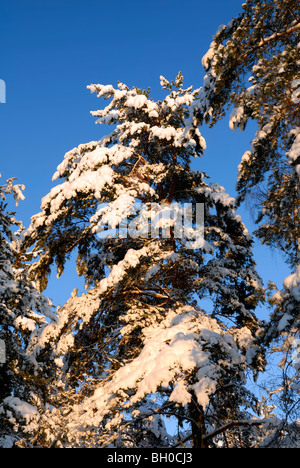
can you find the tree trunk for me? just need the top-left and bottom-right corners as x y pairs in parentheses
(189, 393), (208, 448)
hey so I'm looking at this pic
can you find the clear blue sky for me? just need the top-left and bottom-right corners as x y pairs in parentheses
(0, 0), (290, 310)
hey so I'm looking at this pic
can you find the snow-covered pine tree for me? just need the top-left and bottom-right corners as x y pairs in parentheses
(199, 0), (300, 443)
(0, 177), (55, 448)
(24, 74), (266, 448)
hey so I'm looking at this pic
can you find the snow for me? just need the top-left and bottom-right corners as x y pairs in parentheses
(193, 377), (217, 410)
(3, 397), (39, 426)
(92, 193), (139, 235)
(87, 83), (115, 98)
(170, 380), (192, 406)
(150, 125), (199, 150)
(283, 265), (300, 302)
(11, 184), (25, 207)
(288, 129), (300, 182)
(247, 84), (257, 96)
(65, 306), (252, 436)
(14, 316), (37, 332)
(126, 94), (148, 109)
(229, 106), (245, 131)
(238, 151), (252, 180)
(202, 41), (217, 70)
(95, 109), (120, 125)
(160, 76), (170, 89)
(197, 183), (235, 207)
(0, 436), (15, 449)
(28, 243), (163, 359)
(27, 77), (211, 244)
(288, 129), (300, 163)
(151, 125), (177, 141)
(40, 165), (116, 223)
(278, 313), (294, 332)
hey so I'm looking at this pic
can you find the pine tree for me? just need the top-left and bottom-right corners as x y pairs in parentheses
(24, 75), (266, 448)
(200, 0), (299, 263)
(0, 177), (55, 448)
(199, 0), (300, 441)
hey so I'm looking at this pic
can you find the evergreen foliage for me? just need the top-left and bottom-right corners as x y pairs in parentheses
(200, 0), (300, 443)
(0, 178), (55, 448)
(1, 0), (299, 448)
(22, 75), (267, 447)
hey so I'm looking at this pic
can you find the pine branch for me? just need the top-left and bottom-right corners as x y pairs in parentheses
(203, 420), (263, 443)
(257, 23), (300, 47)
(173, 420), (264, 447)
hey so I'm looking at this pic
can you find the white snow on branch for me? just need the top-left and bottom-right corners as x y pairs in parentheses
(66, 307), (252, 435)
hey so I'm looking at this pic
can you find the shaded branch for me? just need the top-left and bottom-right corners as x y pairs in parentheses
(173, 420), (264, 447)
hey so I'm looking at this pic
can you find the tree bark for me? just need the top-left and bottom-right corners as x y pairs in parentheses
(189, 393), (208, 449)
